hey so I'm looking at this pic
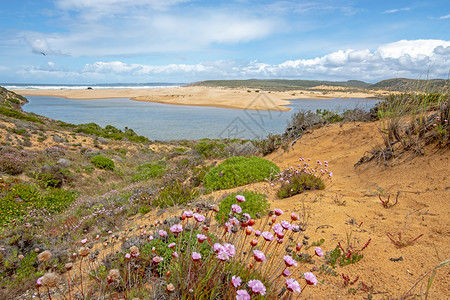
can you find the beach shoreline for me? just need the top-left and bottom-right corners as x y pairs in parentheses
(12, 86), (385, 111)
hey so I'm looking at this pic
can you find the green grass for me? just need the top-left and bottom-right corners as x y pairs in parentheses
(131, 162), (166, 182)
(277, 173), (325, 198)
(203, 156), (279, 190)
(215, 190), (270, 223)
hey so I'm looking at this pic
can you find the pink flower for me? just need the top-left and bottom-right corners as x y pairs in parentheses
(194, 213), (205, 222)
(274, 208), (283, 216)
(183, 211), (193, 218)
(286, 278), (301, 293)
(231, 275), (242, 287)
(172, 252), (179, 258)
(236, 195), (246, 202)
(158, 230), (168, 237)
(217, 250), (229, 261)
(243, 213), (251, 222)
(36, 276), (43, 287)
(168, 243), (176, 249)
(231, 204), (242, 214)
(276, 237), (284, 244)
(224, 243), (236, 257)
(248, 279), (266, 295)
(282, 268), (291, 277)
(81, 238), (88, 245)
(254, 230), (261, 237)
(304, 272), (318, 285)
(291, 224), (299, 232)
(314, 247), (324, 258)
(192, 252), (202, 261)
(291, 213), (299, 221)
(214, 243), (224, 253)
(262, 231), (274, 241)
(170, 224), (182, 234)
(281, 220), (291, 230)
(253, 250), (266, 262)
(236, 289), (250, 300)
(197, 234), (207, 243)
(272, 223), (284, 235)
(284, 255), (297, 267)
(153, 256), (163, 264)
(125, 253), (131, 260)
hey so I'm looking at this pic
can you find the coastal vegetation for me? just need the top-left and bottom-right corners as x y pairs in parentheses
(0, 84), (448, 299)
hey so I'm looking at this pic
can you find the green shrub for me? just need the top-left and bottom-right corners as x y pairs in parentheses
(203, 156), (279, 190)
(0, 107), (43, 124)
(154, 181), (199, 208)
(73, 123), (149, 143)
(215, 190), (270, 223)
(138, 205), (152, 215)
(36, 172), (62, 188)
(277, 173), (325, 198)
(131, 163), (165, 182)
(91, 155), (115, 170)
(194, 141), (226, 158)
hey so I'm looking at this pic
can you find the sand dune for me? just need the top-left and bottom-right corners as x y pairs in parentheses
(12, 86), (384, 111)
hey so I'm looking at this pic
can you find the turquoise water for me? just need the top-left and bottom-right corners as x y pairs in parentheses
(23, 96), (380, 140)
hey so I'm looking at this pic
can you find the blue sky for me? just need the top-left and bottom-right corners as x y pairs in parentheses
(0, 0), (449, 84)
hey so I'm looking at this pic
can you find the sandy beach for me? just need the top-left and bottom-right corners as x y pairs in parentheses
(12, 86), (385, 111)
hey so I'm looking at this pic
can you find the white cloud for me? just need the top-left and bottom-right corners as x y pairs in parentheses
(15, 39), (450, 82)
(439, 14), (450, 20)
(384, 7), (411, 14)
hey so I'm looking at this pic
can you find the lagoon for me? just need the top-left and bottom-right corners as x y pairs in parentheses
(23, 96), (381, 141)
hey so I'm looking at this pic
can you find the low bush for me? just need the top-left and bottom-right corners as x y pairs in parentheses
(0, 107), (43, 124)
(0, 149), (29, 175)
(193, 140), (226, 158)
(131, 162), (165, 182)
(91, 155), (115, 170)
(215, 190), (270, 223)
(203, 156), (279, 190)
(153, 180), (199, 208)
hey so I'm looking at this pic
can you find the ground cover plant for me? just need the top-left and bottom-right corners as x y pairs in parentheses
(203, 156), (280, 190)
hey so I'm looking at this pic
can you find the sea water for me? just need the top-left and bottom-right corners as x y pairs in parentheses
(22, 95), (380, 140)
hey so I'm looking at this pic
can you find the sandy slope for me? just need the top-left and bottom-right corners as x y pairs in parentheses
(12, 86), (384, 111)
(264, 121), (450, 299)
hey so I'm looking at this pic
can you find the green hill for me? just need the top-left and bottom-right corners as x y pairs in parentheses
(368, 78), (449, 93)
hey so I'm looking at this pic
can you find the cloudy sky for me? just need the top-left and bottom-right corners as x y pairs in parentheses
(0, 0), (449, 84)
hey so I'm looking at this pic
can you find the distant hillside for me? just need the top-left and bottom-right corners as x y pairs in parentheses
(368, 78), (449, 93)
(190, 79), (370, 91)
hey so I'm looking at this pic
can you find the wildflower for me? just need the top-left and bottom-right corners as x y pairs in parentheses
(169, 224), (182, 234)
(183, 211), (193, 218)
(18, 254), (24, 260)
(276, 236), (284, 243)
(282, 268), (291, 277)
(272, 223), (284, 235)
(65, 263), (73, 271)
(274, 208), (283, 216)
(172, 252), (179, 258)
(232, 275), (242, 287)
(281, 220), (291, 230)
(296, 243), (302, 251)
(41, 272), (59, 288)
(168, 243), (176, 249)
(153, 256), (163, 264)
(36, 277), (43, 287)
(262, 231), (274, 241)
(81, 238), (88, 245)
(214, 243), (224, 253)
(194, 213), (205, 222)
(192, 252), (202, 261)
(197, 234), (207, 243)
(286, 278), (301, 293)
(236, 195), (246, 202)
(108, 230), (112, 235)
(253, 250), (266, 262)
(107, 269), (120, 283)
(224, 243), (236, 257)
(217, 250), (229, 261)
(236, 289), (250, 300)
(254, 230), (261, 237)
(95, 235), (100, 240)
(291, 224), (300, 232)
(147, 235), (154, 241)
(38, 250), (52, 262)
(159, 230), (168, 237)
(304, 272), (318, 285)
(79, 247), (90, 257)
(243, 213), (251, 222)
(231, 204), (242, 214)
(130, 246), (139, 257)
(283, 255), (297, 267)
(212, 204), (220, 212)
(248, 279), (266, 295)
(250, 239), (258, 247)
(125, 253), (131, 260)
(229, 217), (240, 226)
(291, 213), (299, 221)
(315, 247), (324, 258)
